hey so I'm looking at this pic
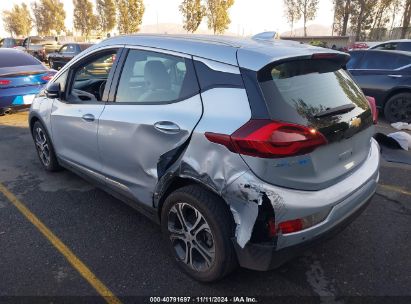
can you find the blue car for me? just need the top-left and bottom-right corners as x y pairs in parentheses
(0, 49), (56, 115)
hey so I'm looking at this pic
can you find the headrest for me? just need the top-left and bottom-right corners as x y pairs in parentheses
(144, 60), (171, 90)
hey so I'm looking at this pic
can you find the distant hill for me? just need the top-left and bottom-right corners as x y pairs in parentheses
(281, 24), (333, 37)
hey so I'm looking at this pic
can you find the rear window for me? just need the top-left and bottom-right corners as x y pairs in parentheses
(0, 51), (41, 68)
(258, 59), (369, 127)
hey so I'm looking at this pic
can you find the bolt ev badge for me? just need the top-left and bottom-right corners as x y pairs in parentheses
(350, 117), (362, 128)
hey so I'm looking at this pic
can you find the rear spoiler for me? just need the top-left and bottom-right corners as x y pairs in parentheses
(0, 65), (48, 78)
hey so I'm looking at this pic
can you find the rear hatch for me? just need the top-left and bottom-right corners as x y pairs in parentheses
(241, 56), (374, 191)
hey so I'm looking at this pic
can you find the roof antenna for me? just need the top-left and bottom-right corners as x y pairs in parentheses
(252, 31), (277, 41)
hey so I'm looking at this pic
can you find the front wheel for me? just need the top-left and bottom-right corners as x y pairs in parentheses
(32, 121), (61, 171)
(384, 93), (411, 123)
(161, 185), (237, 282)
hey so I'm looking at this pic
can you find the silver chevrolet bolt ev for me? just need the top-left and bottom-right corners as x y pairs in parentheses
(29, 35), (380, 282)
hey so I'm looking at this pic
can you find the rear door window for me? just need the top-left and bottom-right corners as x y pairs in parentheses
(358, 52), (410, 70)
(374, 42), (398, 50)
(258, 59), (370, 129)
(347, 52), (364, 69)
(115, 49), (198, 103)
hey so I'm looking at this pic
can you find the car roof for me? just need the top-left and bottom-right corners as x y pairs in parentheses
(375, 39), (411, 44)
(89, 34), (344, 71)
(349, 49), (411, 56)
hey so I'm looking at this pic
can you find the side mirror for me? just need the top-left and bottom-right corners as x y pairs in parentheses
(46, 82), (60, 99)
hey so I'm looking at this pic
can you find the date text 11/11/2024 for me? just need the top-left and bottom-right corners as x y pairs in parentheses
(149, 297), (258, 303)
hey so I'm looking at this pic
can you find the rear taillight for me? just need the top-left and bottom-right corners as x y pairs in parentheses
(41, 74), (54, 81)
(366, 96), (378, 124)
(205, 119), (327, 159)
(0, 80), (11, 85)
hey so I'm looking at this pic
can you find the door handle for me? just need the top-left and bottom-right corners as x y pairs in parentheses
(388, 74), (402, 78)
(154, 121), (180, 133)
(82, 113), (95, 122)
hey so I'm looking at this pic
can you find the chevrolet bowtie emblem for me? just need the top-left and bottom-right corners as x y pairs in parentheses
(350, 117), (362, 128)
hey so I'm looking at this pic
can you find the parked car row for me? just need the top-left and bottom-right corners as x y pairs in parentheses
(48, 43), (94, 70)
(1, 36), (95, 65)
(0, 49), (56, 115)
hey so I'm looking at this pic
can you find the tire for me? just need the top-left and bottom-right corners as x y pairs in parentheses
(384, 93), (411, 123)
(32, 121), (61, 172)
(161, 185), (237, 282)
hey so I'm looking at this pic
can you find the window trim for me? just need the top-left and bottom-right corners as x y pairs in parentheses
(108, 46), (200, 106)
(60, 47), (123, 105)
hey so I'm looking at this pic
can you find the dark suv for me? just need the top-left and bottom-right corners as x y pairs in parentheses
(348, 50), (411, 122)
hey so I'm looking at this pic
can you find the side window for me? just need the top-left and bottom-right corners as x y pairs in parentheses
(59, 45), (68, 53)
(374, 43), (397, 50)
(358, 52), (395, 70)
(67, 50), (117, 103)
(373, 43), (386, 50)
(398, 43), (411, 52)
(66, 44), (76, 53)
(347, 52), (364, 69)
(115, 49), (198, 103)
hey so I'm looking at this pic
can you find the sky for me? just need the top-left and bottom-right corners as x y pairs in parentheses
(0, 0), (335, 37)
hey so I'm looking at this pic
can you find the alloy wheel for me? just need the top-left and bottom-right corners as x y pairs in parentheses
(388, 97), (411, 122)
(167, 202), (215, 272)
(34, 127), (51, 167)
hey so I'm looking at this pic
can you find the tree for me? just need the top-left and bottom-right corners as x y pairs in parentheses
(205, 0), (235, 34)
(31, 0), (66, 35)
(283, 0), (301, 36)
(401, 0), (411, 38)
(73, 0), (98, 38)
(350, 0), (375, 41)
(297, 0), (319, 37)
(2, 3), (32, 36)
(369, 0), (395, 40)
(332, 0), (351, 36)
(96, 0), (116, 34)
(180, 0), (206, 33)
(117, 0), (145, 34)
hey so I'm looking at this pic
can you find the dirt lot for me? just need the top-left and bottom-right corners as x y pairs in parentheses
(0, 110), (410, 303)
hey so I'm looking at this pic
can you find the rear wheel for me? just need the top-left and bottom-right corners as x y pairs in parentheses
(384, 93), (411, 123)
(161, 185), (237, 282)
(32, 121), (61, 172)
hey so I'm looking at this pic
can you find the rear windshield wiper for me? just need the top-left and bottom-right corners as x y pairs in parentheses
(314, 104), (356, 118)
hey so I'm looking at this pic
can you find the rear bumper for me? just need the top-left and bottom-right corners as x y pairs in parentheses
(234, 190), (374, 271)
(0, 85), (43, 108)
(227, 138), (380, 271)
